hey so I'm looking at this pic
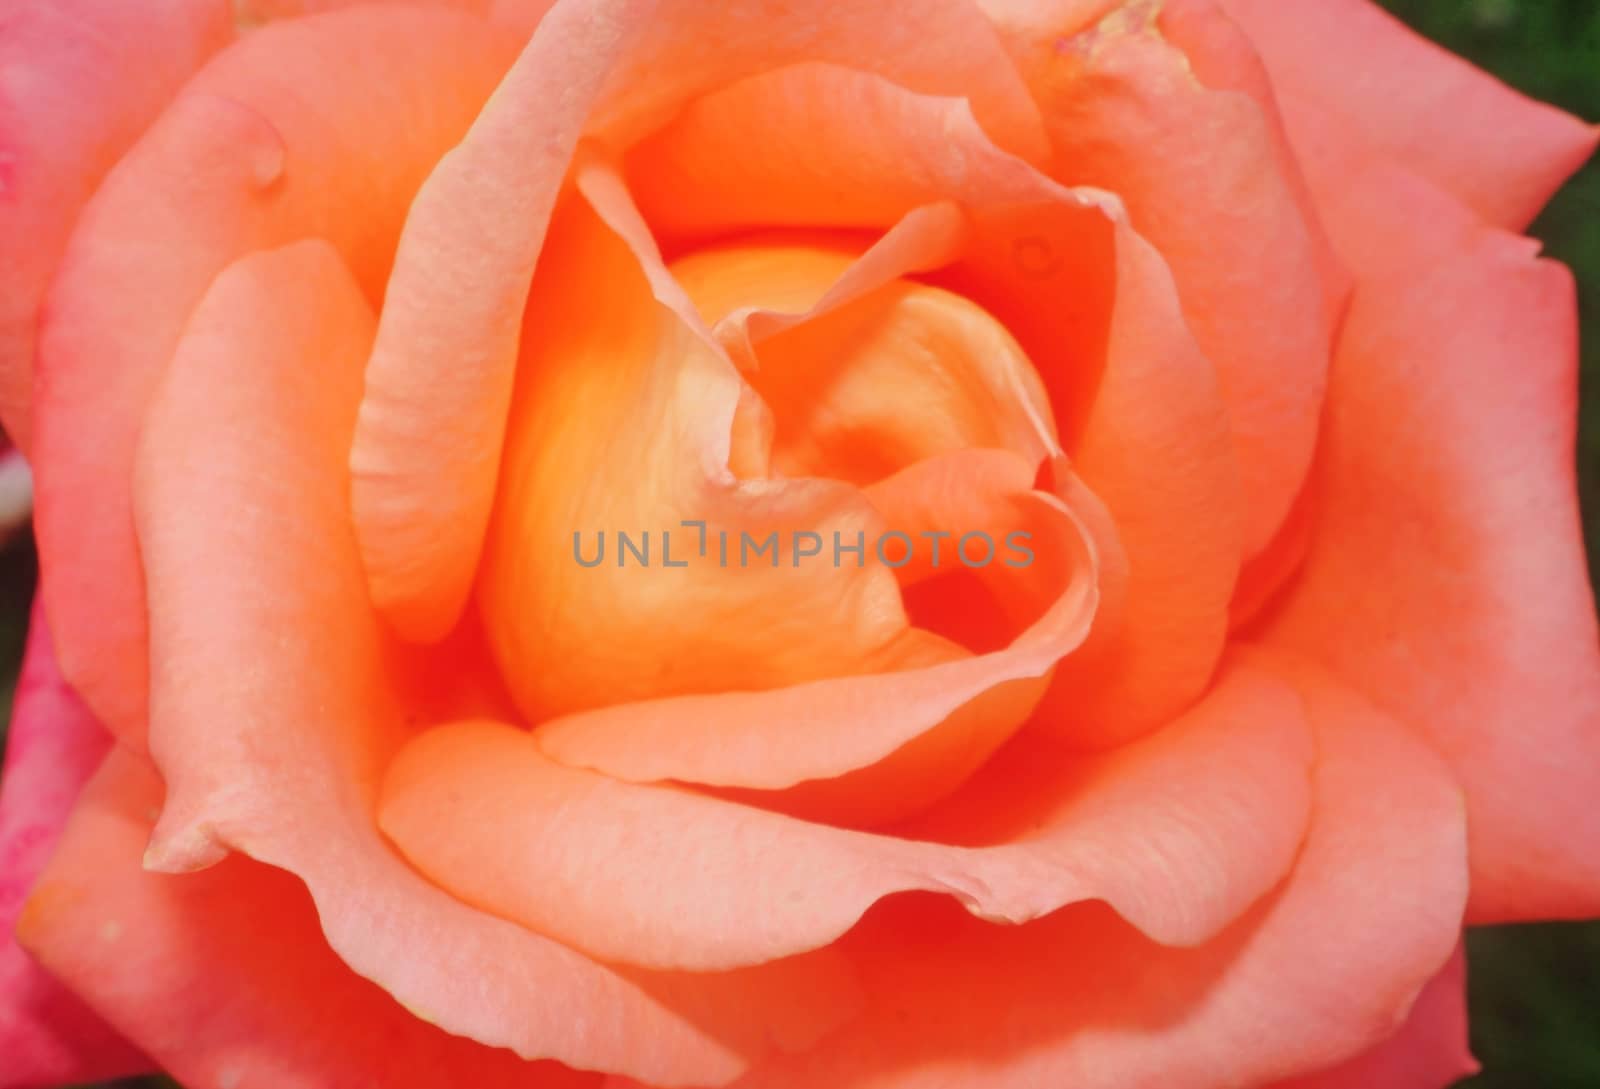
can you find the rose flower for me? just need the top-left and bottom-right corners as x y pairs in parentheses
(2, 0), (1599, 1086)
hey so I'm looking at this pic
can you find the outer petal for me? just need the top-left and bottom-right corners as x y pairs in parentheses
(0, 606), (146, 1089)
(501, 0), (1049, 157)
(0, 0), (231, 452)
(237, 0), (488, 21)
(1259, 164), (1600, 922)
(131, 240), (857, 1087)
(17, 748), (601, 1089)
(30, 5), (519, 748)
(1016, 1), (1337, 558)
(1215, 0), (1598, 230)
(380, 659), (1312, 972)
(687, 653), (1468, 1089)
(1271, 947), (1476, 1089)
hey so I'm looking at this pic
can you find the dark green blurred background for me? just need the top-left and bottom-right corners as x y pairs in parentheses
(0, 1), (1593, 1087)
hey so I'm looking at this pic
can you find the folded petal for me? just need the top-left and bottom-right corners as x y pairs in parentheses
(238, 0), (488, 21)
(0, 607), (147, 1089)
(536, 454), (1094, 807)
(630, 65), (1052, 241)
(1016, 2), (1336, 558)
(1215, 0), (1598, 230)
(476, 192), (914, 722)
(673, 242), (1060, 480)
(131, 240), (856, 1086)
(702, 652), (1467, 1089)
(18, 749), (606, 1089)
(1031, 217), (1241, 746)
(1270, 947), (1476, 1089)
(352, 0), (1050, 642)
(0, 0), (231, 452)
(629, 65), (1242, 746)
(31, 5), (519, 747)
(523, 184), (1099, 815)
(1259, 164), (1600, 923)
(500, 0), (1048, 160)
(348, 0), (644, 642)
(381, 658), (1312, 973)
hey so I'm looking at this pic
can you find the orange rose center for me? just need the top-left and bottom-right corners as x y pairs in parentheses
(478, 208), (1062, 728)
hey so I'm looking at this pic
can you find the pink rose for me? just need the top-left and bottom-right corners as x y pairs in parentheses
(2, 1), (1597, 1087)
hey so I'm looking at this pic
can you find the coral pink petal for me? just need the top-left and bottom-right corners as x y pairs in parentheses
(1030, 9), (1335, 558)
(381, 657), (1311, 973)
(30, 6), (519, 748)
(0, 0), (231, 454)
(1271, 947), (1476, 1089)
(348, 0), (642, 643)
(497, 0), (1048, 161)
(238, 0), (488, 21)
(130, 241), (857, 1087)
(17, 749), (603, 1089)
(1031, 218), (1241, 747)
(698, 651), (1467, 1089)
(1216, 0), (1598, 231)
(1260, 164), (1600, 923)
(0, 607), (147, 1089)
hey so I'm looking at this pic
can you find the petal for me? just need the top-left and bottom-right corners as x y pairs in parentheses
(238, 0), (487, 21)
(353, 0), (1051, 642)
(1259, 164), (1600, 923)
(704, 653), (1467, 1089)
(31, 4), (519, 748)
(1030, 218), (1240, 746)
(476, 191), (911, 722)
(534, 447), (1095, 819)
(1015, 3), (1338, 558)
(629, 64), (1053, 240)
(18, 749), (603, 1089)
(499, 0), (1048, 159)
(1270, 947), (1476, 1089)
(673, 243), (1060, 480)
(0, 606), (147, 1089)
(380, 658), (1312, 973)
(348, 0), (642, 642)
(0, 0), (231, 452)
(1215, 0), (1598, 230)
(131, 240), (856, 1086)
(629, 65), (1242, 746)
(526, 181), (1099, 812)
(484, 170), (1104, 828)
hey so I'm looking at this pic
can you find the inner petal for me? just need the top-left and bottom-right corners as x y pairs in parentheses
(672, 241), (1060, 486)
(479, 208), (1072, 734)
